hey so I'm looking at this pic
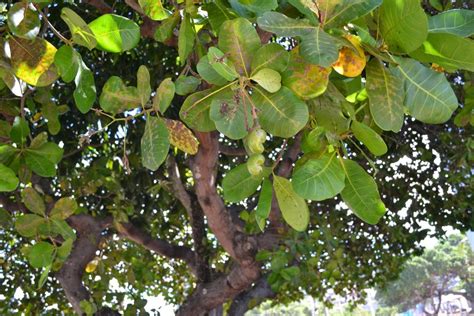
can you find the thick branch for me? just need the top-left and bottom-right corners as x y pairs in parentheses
(228, 277), (275, 316)
(83, 0), (113, 13)
(56, 215), (106, 315)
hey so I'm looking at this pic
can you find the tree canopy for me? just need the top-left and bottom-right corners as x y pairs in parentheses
(0, 0), (472, 315)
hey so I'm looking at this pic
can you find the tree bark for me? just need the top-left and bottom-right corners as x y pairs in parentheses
(228, 277), (275, 316)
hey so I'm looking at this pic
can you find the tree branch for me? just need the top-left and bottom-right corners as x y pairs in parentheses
(83, 0), (113, 13)
(228, 277), (275, 316)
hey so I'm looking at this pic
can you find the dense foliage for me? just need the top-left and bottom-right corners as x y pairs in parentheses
(0, 0), (472, 315)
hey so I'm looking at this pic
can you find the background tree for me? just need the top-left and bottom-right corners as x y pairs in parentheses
(377, 234), (473, 315)
(0, 0), (472, 315)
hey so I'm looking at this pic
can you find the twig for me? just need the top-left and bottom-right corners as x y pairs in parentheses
(34, 5), (73, 46)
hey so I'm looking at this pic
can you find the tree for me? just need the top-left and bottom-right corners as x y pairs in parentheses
(377, 234), (473, 314)
(0, 0), (472, 315)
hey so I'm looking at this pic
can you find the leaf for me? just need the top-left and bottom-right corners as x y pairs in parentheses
(378, 0), (428, 53)
(141, 116), (170, 171)
(50, 197), (77, 220)
(22, 187), (45, 216)
(178, 14), (195, 65)
(175, 76), (201, 96)
(340, 159), (386, 224)
(164, 119), (199, 155)
(292, 153), (345, 201)
(222, 163), (267, 202)
(282, 48), (331, 99)
(255, 178), (273, 231)
(251, 43), (290, 75)
(310, 84), (350, 134)
(7, 2), (40, 40)
(207, 47), (239, 82)
(24, 142), (63, 177)
(234, 0), (278, 14)
(28, 241), (55, 269)
(218, 18), (261, 76)
(273, 175), (309, 232)
(42, 103), (60, 135)
(0, 164), (19, 192)
(73, 64), (96, 114)
(154, 12), (180, 42)
(57, 238), (74, 261)
(393, 58), (458, 124)
(10, 116), (30, 145)
(197, 55), (228, 86)
(251, 87), (308, 138)
(138, 0), (170, 21)
(428, 9), (474, 37)
(153, 78), (175, 114)
(51, 219), (76, 240)
(180, 84), (235, 131)
(15, 214), (46, 237)
(60, 8), (97, 50)
(38, 265), (51, 289)
(251, 68), (281, 93)
(319, 0), (382, 29)
(257, 12), (314, 37)
(9, 37), (59, 87)
(366, 58), (404, 132)
(54, 45), (80, 83)
(351, 121), (387, 156)
(99, 76), (141, 114)
(332, 35), (366, 77)
(137, 65), (151, 106)
(89, 14), (140, 53)
(210, 91), (253, 140)
(409, 33), (474, 72)
(0, 208), (12, 228)
(205, 0), (238, 33)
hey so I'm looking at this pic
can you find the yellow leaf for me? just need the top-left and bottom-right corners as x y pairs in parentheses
(165, 119), (199, 155)
(332, 35), (366, 78)
(85, 258), (99, 273)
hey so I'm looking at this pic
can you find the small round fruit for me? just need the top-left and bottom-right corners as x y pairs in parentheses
(247, 154), (265, 176)
(247, 129), (266, 154)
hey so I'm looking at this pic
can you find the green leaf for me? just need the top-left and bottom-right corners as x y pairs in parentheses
(351, 121), (387, 156)
(22, 187), (45, 216)
(154, 12), (180, 42)
(153, 78), (175, 114)
(42, 103), (60, 135)
(218, 18), (261, 76)
(257, 12), (314, 36)
(50, 197), (77, 220)
(378, 0), (428, 53)
(24, 142), (63, 177)
(141, 116), (170, 171)
(99, 76), (141, 114)
(178, 14), (195, 65)
(197, 55), (228, 86)
(251, 43), (290, 75)
(180, 85), (235, 131)
(9, 37), (58, 87)
(222, 163), (266, 202)
(366, 58), (404, 132)
(175, 76), (201, 96)
(138, 0), (170, 21)
(0, 208), (12, 228)
(282, 48), (331, 99)
(10, 116), (30, 145)
(251, 86), (308, 138)
(255, 178), (273, 231)
(38, 265), (51, 289)
(319, 0), (382, 29)
(207, 47), (239, 82)
(0, 164), (19, 192)
(310, 93), (350, 134)
(251, 68), (281, 93)
(235, 0), (278, 13)
(209, 91), (252, 140)
(15, 214), (46, 237)
(410, 33), (474, 72)
(89, 14), (140, 53)
(137, 65), (151, 106)
(292, 152), (345, 201)
(54, 46), (80, 83)
(340, 159), (386, 224)
(57, 238), (74, 261)
(428, 9), (474, 37)
(393, 58), (458, 124)
(273, 175), (309, 232)
(7, 2), (40, 40)
(51, 219), (76, 240)
(74, 64), (96, 114)
(28, 241), (55, 269)
(60, 8), (97, 50)
(205, 1), (237, 33)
